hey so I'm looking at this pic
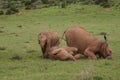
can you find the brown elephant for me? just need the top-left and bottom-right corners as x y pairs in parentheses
(38, 31), (59, 58)
(47, 46), (78, 61)
(62, 26), (112, 60)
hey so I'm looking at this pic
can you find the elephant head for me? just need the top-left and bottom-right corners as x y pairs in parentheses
(99, 35), (112, 59)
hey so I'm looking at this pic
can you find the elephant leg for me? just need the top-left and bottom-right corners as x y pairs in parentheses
(43, 53), (48, 58)
(73, 54), (81, 60)
(68, 54), (76, 61)
(43, 40), (51, 58)
(84, 48), (97, 60)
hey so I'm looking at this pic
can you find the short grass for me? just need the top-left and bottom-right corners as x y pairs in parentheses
(0, 3), (120, 80)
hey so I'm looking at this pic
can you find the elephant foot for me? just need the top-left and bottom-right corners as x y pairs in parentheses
(73, 54), (81, 60)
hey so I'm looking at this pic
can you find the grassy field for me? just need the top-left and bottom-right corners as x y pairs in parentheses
(0, 3), (120, 80)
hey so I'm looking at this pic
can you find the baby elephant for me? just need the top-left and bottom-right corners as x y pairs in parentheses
(48, 46), (78, 61)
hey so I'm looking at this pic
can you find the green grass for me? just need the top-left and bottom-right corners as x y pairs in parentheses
(0, 3), (120, 80)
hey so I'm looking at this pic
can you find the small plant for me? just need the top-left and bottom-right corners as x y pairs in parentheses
(10, 54), (22, 60)
(104, 62), (111, 65)
(77, 65), (95, 80)
(115, 3), (120, 10)
(93, 76), (103, 80)
(0, 10), (4, 15)
(0, 30), (4, 33)
(24, 0), (38, 10)
(26, 50), (36, 53)
(100, 2), (110, 8)
(82, 0), (111, 8)
(41, 0), (49, 4)
(25, 5), (31, 10)
(24, 0), (32, 6)
(10, 7), (19, 13)
(5, 9), (13, 15)
(0, 46), (6, 51)
(24, 41), (30, 43)
(5, 6), (19, 15)
(61, 0), (67, 8)
(17, 25), (22, 28)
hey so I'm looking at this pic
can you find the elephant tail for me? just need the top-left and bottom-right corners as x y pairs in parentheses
(61, 31), (66, 41)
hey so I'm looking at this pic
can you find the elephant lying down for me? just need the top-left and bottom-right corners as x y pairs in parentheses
(47, 46), (79, 61)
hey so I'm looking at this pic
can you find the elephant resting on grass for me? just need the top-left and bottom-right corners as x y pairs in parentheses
(62, 26), (112, 60)
(38, 31), (59, 58)
(47, 46), (78, 61)
(38, 31), (79, 61)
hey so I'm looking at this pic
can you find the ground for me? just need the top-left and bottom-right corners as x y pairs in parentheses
(0, 3), (120, 80)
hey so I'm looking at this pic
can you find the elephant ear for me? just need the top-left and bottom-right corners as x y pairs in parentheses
(39, 33), (47, 47)
(41, 39), (47, 54)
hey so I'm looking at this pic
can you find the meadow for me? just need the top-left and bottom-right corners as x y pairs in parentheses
(0, 3), (120, 80)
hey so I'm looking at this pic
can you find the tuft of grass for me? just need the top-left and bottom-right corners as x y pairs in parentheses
(0, 26), (5, 33)
(10, 32), (19, 37)
(10, 54), (22, 60)
(93, 76), (103, 80)
(26, 50), (37, 53)
(24, 41), (30, 43)
(77, 65), (95, 80)
(17, 25), (22, 28)
(0, 46), (6, 51)
(104, 62), (111, 66)
(0, 30), (4, 33)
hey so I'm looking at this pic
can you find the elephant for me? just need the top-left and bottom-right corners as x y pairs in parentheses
(38, 31), (60, 58)
(47, 46), (78, 61)
(62, 26), (112, 60)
